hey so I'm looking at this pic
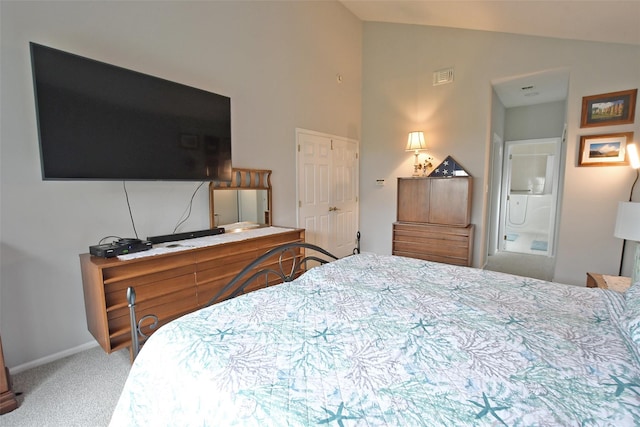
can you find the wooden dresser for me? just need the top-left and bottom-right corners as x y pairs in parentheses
(80, 227), (304, 356)
(393, 177), (474, 266)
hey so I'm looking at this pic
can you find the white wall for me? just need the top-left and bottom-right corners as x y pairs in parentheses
(359, 23), (640, 284)
(0, 1), (362, 368)
(505, 101), (566, 141)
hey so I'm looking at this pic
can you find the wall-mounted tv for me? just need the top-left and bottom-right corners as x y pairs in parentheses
(30, 42), (232, 181)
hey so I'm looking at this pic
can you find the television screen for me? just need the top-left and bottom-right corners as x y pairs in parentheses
(30, 42), (232, 181)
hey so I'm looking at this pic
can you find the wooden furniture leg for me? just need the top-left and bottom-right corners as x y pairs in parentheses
(0, 336), (18, 414)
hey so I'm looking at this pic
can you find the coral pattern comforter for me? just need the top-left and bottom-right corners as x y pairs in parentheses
(110, 253), (640, 426)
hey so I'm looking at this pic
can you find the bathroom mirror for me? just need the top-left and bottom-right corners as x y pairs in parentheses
(209, 168), (272, 231)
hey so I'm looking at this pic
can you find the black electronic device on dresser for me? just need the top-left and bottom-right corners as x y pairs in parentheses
(89, 238), (152, 258)
(147, 227), (225, 244)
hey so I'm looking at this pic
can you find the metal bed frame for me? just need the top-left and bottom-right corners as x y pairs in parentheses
(127, 241), (348, 360)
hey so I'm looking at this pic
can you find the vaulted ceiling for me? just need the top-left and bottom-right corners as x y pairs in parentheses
(340, 1), (639, 107)
(340, 1), (640, 46)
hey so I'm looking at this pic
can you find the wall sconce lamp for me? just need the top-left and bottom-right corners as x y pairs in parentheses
(615, 201), (640, 284)
(405, 131), (432, 176)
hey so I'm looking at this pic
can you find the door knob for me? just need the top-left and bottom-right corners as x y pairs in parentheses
(329, 206), (339, 212)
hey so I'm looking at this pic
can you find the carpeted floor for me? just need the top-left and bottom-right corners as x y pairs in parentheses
(1, 346), (130, 426)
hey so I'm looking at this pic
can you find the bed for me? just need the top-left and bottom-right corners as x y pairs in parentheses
(110, 248), (640, 426)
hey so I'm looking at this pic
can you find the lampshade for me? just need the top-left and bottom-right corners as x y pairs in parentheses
(628, 143), (640, 169)
(614, 202), (640, 241)
(406, 131), (426, 152)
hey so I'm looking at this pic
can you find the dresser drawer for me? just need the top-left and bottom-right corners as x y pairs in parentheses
(392, 222), (474, 266)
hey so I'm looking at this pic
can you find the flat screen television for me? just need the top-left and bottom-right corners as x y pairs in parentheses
(30, 42), (232, 181)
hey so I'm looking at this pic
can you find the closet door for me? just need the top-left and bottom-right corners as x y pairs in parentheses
(296, 129), (359, 257)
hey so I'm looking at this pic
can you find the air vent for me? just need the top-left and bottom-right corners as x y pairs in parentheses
(433, 67), (454, 86)
(521, 85), (539, 97)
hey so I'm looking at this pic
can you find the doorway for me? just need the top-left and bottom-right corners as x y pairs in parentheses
(499, 138), (561, 256)
(485, 69), (568, 280)
(296, 128), (359, 258)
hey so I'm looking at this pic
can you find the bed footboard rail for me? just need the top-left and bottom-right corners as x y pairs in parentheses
(205, 242), (339, 306)
(126, 242), (339, 361)
(127, 287), (159, 361)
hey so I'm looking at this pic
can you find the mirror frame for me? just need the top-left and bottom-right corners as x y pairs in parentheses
(209, 168), (273, 228)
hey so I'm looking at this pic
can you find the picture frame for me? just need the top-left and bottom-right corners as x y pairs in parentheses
(578, 132), (633, 167)
(580, 89), (637, 128)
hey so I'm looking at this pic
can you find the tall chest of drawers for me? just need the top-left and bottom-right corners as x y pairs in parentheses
(393, 177), (474, 266)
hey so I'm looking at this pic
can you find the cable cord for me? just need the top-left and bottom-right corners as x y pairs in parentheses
(173, 181), (206, 234)
(123, 181), (139, 239)
(98, 235), (123, 245)
(629, 168), (639, 202)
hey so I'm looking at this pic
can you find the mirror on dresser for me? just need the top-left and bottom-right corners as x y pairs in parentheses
(209, 168), (272, 231)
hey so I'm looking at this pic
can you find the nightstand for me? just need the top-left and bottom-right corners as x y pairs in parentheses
(586, 272), (632, 292)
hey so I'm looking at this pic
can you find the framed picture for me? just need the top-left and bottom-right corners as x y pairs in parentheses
(580, 89), (637, 128)
(578, 132), (633, 166)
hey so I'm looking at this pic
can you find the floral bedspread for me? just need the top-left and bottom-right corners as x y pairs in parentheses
(110, 253), (640, 426)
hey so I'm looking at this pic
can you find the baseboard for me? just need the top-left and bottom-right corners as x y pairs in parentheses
(9, 341), (99, 375)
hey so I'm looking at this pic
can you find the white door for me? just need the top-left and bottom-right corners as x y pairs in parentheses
(296, 129), (359, 257)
